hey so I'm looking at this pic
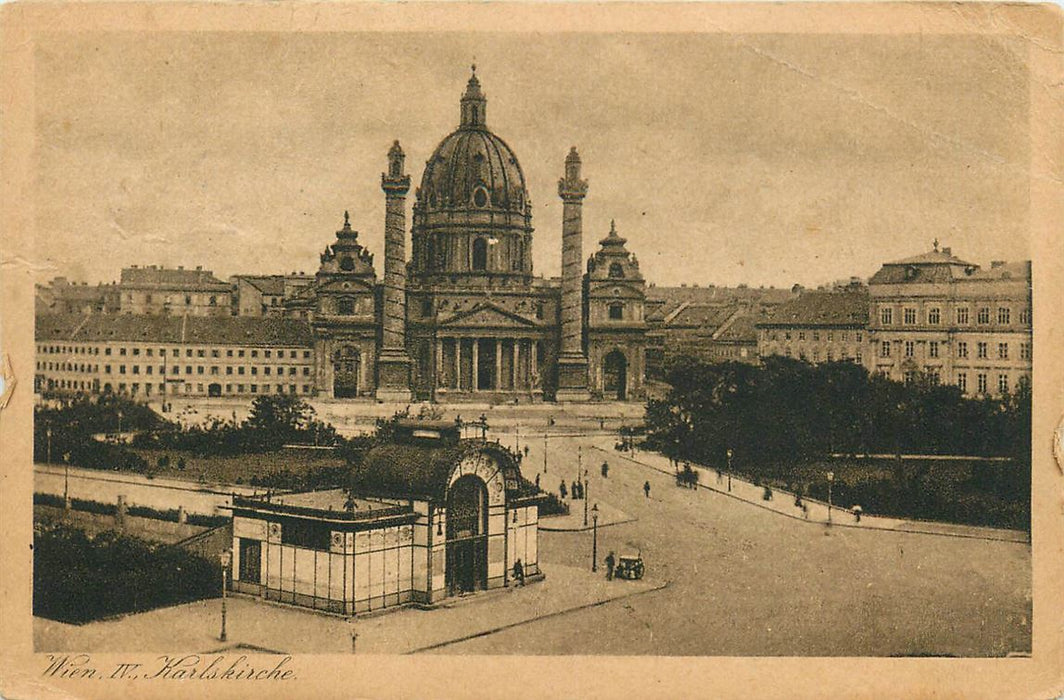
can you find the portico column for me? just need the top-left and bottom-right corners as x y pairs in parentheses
(472, 339), (479, 391)
(436, 339), (444, 388)
(455, 339), (462, 390)
(531, 341), (538, 383)
(495, 339), (503, 390)
(511, 340), (519, 390)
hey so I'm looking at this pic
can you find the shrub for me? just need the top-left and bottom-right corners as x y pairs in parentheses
(33, 522), (220, 624)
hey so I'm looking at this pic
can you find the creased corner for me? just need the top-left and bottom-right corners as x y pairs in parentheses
(0, 353), (15, 411)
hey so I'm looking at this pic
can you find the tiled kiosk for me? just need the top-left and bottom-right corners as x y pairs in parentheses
(229, 421), (544, 615)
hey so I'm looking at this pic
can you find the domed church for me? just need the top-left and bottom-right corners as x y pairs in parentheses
(290, 67), (648, 402)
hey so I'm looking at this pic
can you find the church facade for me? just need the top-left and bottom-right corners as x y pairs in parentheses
(288, 68), (648, 403)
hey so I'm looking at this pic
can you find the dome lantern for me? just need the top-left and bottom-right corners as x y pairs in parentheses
(460, 64), (487, 129)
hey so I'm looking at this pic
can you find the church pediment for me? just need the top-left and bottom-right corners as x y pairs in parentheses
(588, 282), (645, 300)
(438, 302), (539, 329)
(317, 277), (376, 295)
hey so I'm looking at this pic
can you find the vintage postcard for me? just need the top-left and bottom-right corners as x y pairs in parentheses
(1, 2), (1062, 698)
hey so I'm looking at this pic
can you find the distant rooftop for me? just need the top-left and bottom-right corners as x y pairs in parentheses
(759, 289), (869, 328)
(120, 265), (230, 290)
(36, 313), (314, 346)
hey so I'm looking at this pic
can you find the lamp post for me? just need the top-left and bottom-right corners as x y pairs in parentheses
(117, 410), (123, 436)
(62, 452), (70, 507)
(591, 503), (599, 572)
(726, 449), (733, 493)
(219, 548), (232, 642)
(46, 425), (52, 464)
(826, 471), (834, 524)
(543, 432), (548, 474)
(583, 477), (589, 528)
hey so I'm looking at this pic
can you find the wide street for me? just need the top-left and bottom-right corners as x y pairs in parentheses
(460, 430), (1031, 657)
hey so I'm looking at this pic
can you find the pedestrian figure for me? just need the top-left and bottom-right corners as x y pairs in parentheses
(716, 467), (723, 484)
(601, 461), (609, 478)
(853, 505), (863, 523)
(559, 480), (568, 499)
(571, 480), (580, 500)
(523, 445), (530, 458)
(513, 558), (525, 586)
(535, 472), (541, 489)
(643, 480), (651, 498)
(605, 551), (616, 580)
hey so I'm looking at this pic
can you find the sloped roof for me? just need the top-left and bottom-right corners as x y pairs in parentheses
(886, 250), (974, 266)
(120, 267), (230, 290)
(235, 275), (286, 295)
(759, 290), (869, 327)
(715, 310), (767, 343)
(35, 313), (313, 346)
(352, 439), (522, 503)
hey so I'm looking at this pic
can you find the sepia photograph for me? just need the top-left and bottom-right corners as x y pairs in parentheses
(2, 3), (1063, 699)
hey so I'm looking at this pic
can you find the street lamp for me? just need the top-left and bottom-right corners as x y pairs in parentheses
(583, 476), (590, 528)
(218, 548), (232, 642)
(826, 471), (835, 524)
(591, 503), (599, 572)
(46, 425), (52, 464)
(543, 432), (548, 474)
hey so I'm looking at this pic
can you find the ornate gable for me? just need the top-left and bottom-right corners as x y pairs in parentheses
(438, 302), (539, 329)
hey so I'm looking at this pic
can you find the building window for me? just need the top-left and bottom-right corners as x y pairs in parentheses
(880, 341), (891, 358)
(903, 308), (916, 325)
(303, 367), (310, 376)
(252, 367), (258, 375)
(880, 308), (893, 325)
(608, 263), (625, 279)
(251, 350), (258, 358)
(798, 332), (805, 341)
(280, 520), (331, 550)
(227, 349), (233, 357)
(185, 366), (192, 374)
(1020, 308), (1031, 325)
(977, 342), (988, 359)
(209, 296), (217, 306)
(956, 307), (969, 325)
(903, 370), (916, 385)
(997, 307), (1010, 325)
(197, 349), (205, 358)
(119, 365), (126, 374)
(238, 367), (245, 375)
(928, 369), (940, 385)
(929, 341), (939, 358)
(812, 331), (820, 342)
(904, 341), (915, 358)
(265, 350), (272, 359)
(977, 307), (990, 324)
(998, 343), (1009, 360)
(472, 238), (488, 271)
(855, 332), (862, 343)
(998, 374), (1009, 394)
(265, 367), (271, 376)
(1020, 342), (1032, 360)
(855, 350), (862, 364)
(608, 303), (624, 320)
(957, 341), (968, 358)
(226, 367), (233, 375)
(186, 349), (193, 358)
(338, 297), (355, 315)
(303, 351), (311, 359)
(197, 366), (204, 375)
(977, 373), (988, 394)
(957, 372), (967, 393)
(928, 308), (940, 325)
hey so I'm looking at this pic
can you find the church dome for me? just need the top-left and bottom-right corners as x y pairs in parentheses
(416, 67), (529, 215)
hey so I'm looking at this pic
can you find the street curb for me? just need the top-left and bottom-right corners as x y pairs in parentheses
(591, 446), (1030, 545)
(539, 517), (637, 533)
(403, 580), (670, 654)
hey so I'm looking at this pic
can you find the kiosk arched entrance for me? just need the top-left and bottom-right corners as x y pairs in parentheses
(446, 475), (488, 594)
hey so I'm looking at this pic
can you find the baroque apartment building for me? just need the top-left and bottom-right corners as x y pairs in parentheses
(866, 246), (1032, 397)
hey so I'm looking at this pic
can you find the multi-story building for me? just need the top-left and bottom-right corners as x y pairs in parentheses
(35, 314), (314, 398)
(35, 278), (120, 315)
(756, 287), (869, 364)
(231, 273), (314, 317)
(644, 285), (794, 376)
(867, 246), (1032, 397)
(118, 265), (233, 316)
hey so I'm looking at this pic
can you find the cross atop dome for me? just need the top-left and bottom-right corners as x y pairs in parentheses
(461, 64), (487, 128)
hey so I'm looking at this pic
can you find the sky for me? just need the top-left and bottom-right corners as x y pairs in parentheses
(33, 31), (1030, 288)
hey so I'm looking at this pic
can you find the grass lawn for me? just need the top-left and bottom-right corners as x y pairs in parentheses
(736, 456), (1029, 531)
(129, 446), (348, 485)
